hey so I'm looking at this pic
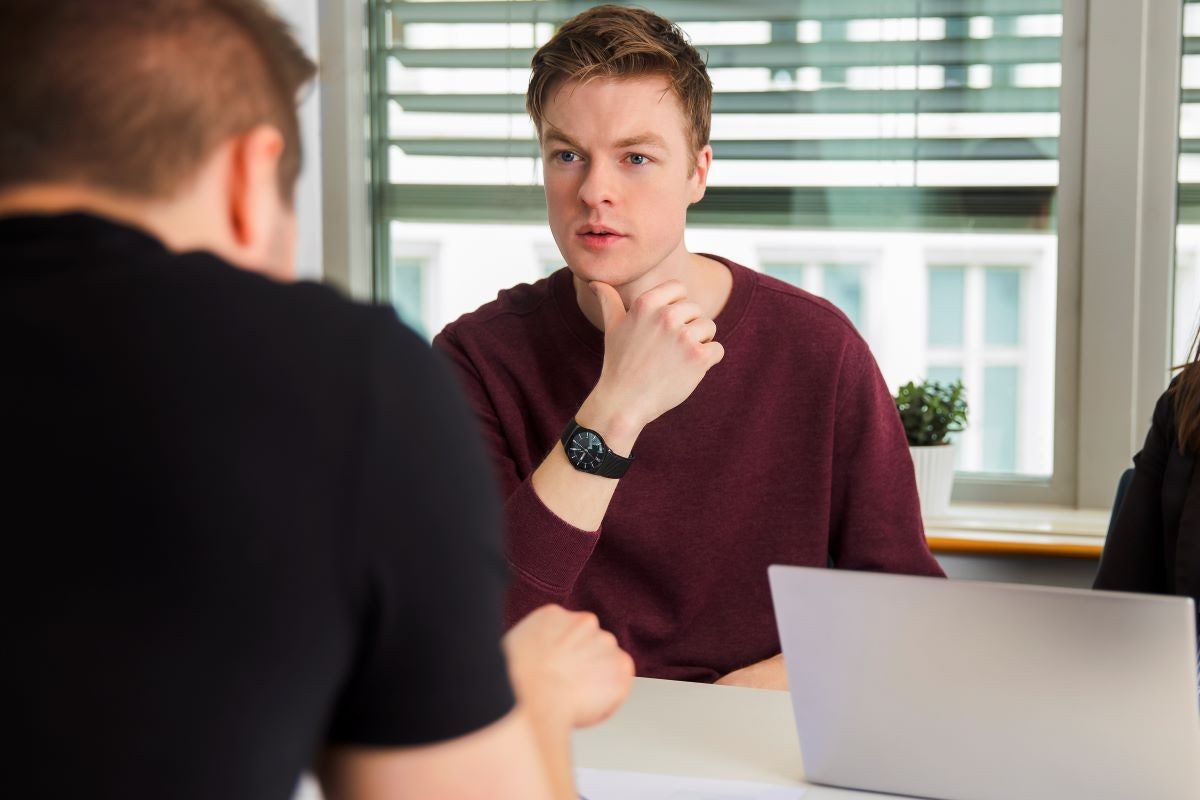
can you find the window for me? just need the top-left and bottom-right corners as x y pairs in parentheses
(364, 0), (1088, 497)
(292, 0), (1178, 507)
(380, 235), (437, 337)
(388, 256), (426, 335)
(536, 241), (564, 277)
(761, 259), (869, 333)
(1177, 1), (1200, 366)
(925, 253), (1049, 475)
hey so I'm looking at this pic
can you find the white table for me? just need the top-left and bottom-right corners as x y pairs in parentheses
(292, 677), (867, 800)
(573, 677), (893, 799)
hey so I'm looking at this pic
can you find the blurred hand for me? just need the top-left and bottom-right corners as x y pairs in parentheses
(503, 604), (634, 730)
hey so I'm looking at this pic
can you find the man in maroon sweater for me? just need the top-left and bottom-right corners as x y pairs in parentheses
(434, 5), (945, 689)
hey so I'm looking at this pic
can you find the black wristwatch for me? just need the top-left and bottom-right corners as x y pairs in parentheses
(560, 419), (635, 478)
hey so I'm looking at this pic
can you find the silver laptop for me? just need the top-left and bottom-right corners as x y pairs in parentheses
(768, 565), (1200, 800)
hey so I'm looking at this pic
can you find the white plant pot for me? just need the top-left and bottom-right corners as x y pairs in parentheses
(909, 443), (956, 517)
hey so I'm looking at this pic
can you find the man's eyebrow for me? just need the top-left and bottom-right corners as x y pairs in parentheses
(541, 126), (582, 149)
(614, 132), (669, 150)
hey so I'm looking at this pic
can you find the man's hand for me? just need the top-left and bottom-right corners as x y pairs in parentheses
(714, 653), (789, 690)
(528, 280), (725, 531)
(503, 604), (635, 729)
(578, 280), (724, 445)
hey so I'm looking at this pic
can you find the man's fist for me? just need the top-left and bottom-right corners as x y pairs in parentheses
(586, 280), (724, 431)
(503, 604), (635, 730)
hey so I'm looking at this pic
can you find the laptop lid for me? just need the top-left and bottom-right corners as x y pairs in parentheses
(768, 565), (1200, 800)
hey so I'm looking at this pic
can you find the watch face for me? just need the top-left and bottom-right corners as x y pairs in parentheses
(568, 429), (606, 472)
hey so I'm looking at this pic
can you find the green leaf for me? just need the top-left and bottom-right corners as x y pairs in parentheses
(893, 379), (970, 446)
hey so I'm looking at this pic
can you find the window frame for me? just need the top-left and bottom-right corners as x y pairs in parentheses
(1072, 0), (1182, 508)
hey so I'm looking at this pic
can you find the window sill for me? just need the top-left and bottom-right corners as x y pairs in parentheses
(924, 503), (1109, 559)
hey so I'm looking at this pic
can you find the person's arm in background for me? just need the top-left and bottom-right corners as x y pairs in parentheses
(319, 711), (554, 800)
(713, 654), (788, 690)
(321, 605), (633, 800)
(1094, 389), (1171, 592)
(716, 336), (944, 691)
(434, 280), (723, 624)
(503, 605), (634, 794)
(318, 312), (633, 800)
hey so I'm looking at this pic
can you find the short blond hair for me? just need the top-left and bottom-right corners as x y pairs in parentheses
(526, 5), (712, 164)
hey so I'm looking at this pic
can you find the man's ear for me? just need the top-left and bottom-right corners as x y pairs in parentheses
(226, 124), (286, 261)
(689, 144), (713, 205)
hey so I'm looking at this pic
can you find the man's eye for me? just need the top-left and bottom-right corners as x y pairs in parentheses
(628, 154), (649, 166)
(557, 151), (580, 163)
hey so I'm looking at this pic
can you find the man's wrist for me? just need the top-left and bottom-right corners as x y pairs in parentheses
(517, 688), (576, 736)
(575, 394), (644, 456)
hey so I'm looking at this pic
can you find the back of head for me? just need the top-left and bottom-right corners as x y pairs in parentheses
(0, 0), (315, 204)
(526, 4), (712, 160)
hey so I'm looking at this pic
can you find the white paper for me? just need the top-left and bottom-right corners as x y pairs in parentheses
(576, 767), (806, 800)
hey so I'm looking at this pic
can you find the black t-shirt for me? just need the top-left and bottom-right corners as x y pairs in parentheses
(4, 214), (515, 800)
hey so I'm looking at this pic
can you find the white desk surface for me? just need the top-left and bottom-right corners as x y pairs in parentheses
(573, 677), (890, 799)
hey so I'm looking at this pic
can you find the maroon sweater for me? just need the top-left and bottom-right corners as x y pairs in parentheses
(434, 257), (944, 682)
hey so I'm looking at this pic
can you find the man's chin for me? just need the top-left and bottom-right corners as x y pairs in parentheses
(564, 253), (644, 288)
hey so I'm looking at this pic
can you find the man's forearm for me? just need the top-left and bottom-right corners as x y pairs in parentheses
(529, 395), (643, 531)
(714, 653), (788, 690)
(517, 702), (576, 800)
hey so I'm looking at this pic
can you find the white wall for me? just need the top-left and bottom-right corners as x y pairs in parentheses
(269, 0), (323, 281)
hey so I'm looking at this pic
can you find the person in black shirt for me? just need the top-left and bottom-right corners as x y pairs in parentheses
(2, 2), (632, 799)
(1095, 347), (1200, 625)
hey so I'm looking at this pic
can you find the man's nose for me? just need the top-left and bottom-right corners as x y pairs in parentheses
(578, 160), (617, 208)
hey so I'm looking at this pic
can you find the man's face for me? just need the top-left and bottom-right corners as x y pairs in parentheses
(539, 75), (710, 288)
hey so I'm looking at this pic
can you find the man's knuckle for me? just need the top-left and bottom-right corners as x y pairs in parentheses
(576, 611), (600, 629)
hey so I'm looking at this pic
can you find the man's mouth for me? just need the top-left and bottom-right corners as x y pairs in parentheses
(577, 227), (626, 250)
(577, 225), (623, 237)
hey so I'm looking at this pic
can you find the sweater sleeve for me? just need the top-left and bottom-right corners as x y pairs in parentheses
(433, 326), (600, 625)
(828, 337), (946, 577)
(1094, 389), (1171, 592)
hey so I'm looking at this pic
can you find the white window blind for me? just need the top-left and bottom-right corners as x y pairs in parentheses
(374, 0), (1065, 229)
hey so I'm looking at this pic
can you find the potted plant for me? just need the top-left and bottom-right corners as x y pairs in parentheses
(894, 379), (968, 516)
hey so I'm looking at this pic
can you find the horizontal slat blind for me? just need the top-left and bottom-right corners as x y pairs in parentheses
(373, 0), (1069, 229)
(387, 1), (1064, 24)
(1181, 1), (1200, 224)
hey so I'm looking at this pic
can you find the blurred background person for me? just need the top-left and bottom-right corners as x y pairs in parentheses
(1, 2), (632, 799)
(1095, 331), (1200, 634)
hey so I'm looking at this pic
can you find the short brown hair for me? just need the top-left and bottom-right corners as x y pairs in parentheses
(526, 5), (712, 163)
(0, 0), (316, 203)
